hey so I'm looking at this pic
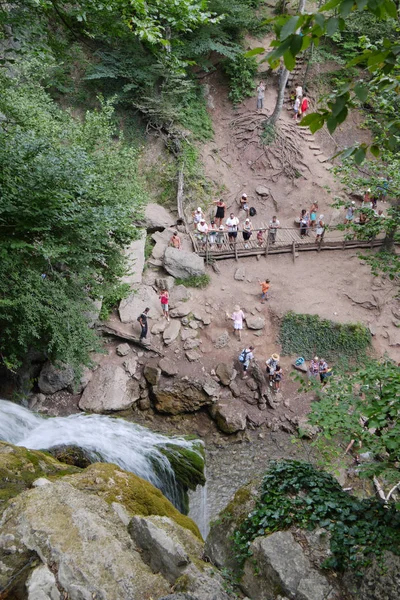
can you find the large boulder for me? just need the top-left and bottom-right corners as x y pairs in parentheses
(152, 376), (218, 414)
(38, 362), (74, 394)
(163, 248), (205, 279)
(215, 363), (235, 386)
(119, 284), (162, 323)
(26, 565), (61, 600)
(122, 231), (146, 286)
(79, 364), (140, 413)
(241, 531), (332, 600)
(246, 316), (265, 330)
(163, 320), (181, 345)
(169, 285), (192, 309)
(145, 203), (175, 231)
(211, 398), (247, 434)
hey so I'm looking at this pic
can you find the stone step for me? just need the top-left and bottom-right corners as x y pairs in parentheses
(317, 156), (327, 163)
(313, 151), (323, 156)
(309, 145), (320, 150)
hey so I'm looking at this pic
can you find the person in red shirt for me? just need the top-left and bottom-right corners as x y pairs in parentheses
(301, 94), (309, 117)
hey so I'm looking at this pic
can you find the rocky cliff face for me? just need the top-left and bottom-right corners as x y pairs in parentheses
(0, 443), (230, 600)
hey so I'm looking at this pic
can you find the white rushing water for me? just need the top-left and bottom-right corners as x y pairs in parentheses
(0, 399), (204, 515)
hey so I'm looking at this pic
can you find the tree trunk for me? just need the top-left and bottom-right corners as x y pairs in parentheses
(267, 0), (306, 126)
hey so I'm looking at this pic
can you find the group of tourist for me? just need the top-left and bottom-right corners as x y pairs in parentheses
(299, 203), (325, 241)
(239, 346), (283, 391)
(292, 84), (309, 122)
(308, 356), (331, 385)
(344, 189), (385, 225)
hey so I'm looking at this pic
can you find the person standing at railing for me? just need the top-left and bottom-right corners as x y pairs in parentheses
(216, 225), (225, 249)
(242, 218), (253, 248)
(269, 215), (280, 244)
(213, 198), (226, 228)
(257, 229), (264, 247)
(196, 218), (208, 250)
(226, 213), (239, 246)
(208, 220), (218, 247)
(192, 207), (203, 230)
(344, 201), (356, 224)
(309, 202), (318, 229)
(315, 215), (325, 243)
(299, 209), (309, 238)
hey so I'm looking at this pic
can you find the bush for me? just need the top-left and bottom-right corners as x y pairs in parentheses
(233, 460), (400, 573)
(279, 312), (371, 360)
(175, 274), (211, 288)
(223, 53), (258, 105)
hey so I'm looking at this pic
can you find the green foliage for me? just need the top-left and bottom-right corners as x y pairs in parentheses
(175, 274), (211, 288)
(279, 312), (370, 360)
(223, 53), (258, 104)
(309, 359), (400, 483)
(233, 460), (400, 573)
(178, 87), (214, 141)
(99, 283), (131, 321)
(0, 76), (146, 372)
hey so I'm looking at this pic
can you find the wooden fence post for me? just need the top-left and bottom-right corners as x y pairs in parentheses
(205, 234), (209, 265)
(292, 241), (296, 262)
(265, 230), (270, 257)
(318, 228), (325, 252)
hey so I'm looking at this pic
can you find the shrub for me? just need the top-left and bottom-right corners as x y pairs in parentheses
(223, 53), (258, 105)
(279, 312), (371, 360)
(175, 274), (211, 288)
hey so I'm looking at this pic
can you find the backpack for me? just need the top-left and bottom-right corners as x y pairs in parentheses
(239, 349), (249, 363)
(249, 207), (256, 217)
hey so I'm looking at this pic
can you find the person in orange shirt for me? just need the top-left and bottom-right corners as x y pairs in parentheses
(258, 278), (270, 303)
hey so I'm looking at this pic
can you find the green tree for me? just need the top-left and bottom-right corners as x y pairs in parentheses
(0, 76), (145, 373)
(309, 358), (400, 497)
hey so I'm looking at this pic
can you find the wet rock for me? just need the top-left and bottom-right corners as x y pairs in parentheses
(116, 343), (131, 357)
(144, 365), (161, 386)
(246, 316), (265, 330)
(234, 267), (246, 281)
(163, 248), (205, 279)
(163, 320), (181, 345)
(38, 362), (74, 394)
(159, 358), (179, 377)
(79, 365), (140, 413)
(211, 399), (247, 434)
(48, 445), (93, 469)
(215, 363), (234, 386)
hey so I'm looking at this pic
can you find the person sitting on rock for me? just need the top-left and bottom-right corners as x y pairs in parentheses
(170, 231), (182, 250)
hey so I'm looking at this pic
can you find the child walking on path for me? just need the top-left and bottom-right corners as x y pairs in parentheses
(258, 278), (270, 303)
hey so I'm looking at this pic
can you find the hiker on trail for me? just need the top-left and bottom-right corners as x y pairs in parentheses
(319, 358), (330, 385)
(269, 216), (280, 244)
(240, 193), (249, 216)
(159, 289), (169, 322)
(295, 83), (303, 98)
(299, 209), (309, 238)
(213, 198), (226, 227)
(300, 94), (309, 117)
(242, 218), (253, 248)
(239, 346), (254, 379)
(256, 81), (266, 111)
(266, 353), (280, 384)
(344, 201), (356, 224)
(309, 202), (318, 229)
(138, 308), (150, 340)
(293, 96), (301, 121)
(170, 231), (182, 250)
(208, 220), (218, 246)
(258, 278), (270, 303)
(257, 229), (264, 247)
(193, 207), (203, 230)
(228, 304), (245, 341)
(315, 215), (325, 242)
(196, 218), (209, 249)
(308, 356), (319, 379)
(226, 213), (239, 244)
(272, 364), (283, 392)
(216, 225), (225, 249)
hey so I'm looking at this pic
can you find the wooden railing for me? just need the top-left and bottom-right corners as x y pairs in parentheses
(189, 226), (386, 262)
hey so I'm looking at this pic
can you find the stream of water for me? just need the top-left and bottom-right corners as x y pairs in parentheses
(0, 399), (208, 534)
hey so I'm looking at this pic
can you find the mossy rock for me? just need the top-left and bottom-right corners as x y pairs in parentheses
(0, 441), (80, 510)
(62, 463), (202, 539)
(48, 444), (95, 468)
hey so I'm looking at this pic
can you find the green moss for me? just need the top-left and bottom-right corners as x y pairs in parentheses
(158, 443), (205, 515)
(219, 485), (253, 525)
(174, 573), (191, 592)
(0, 442), (80, 509)
(63, 463), (202, 539)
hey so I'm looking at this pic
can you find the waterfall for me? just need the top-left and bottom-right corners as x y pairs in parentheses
(188, 466), (209, 539)
(0, 399), (205, 516)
